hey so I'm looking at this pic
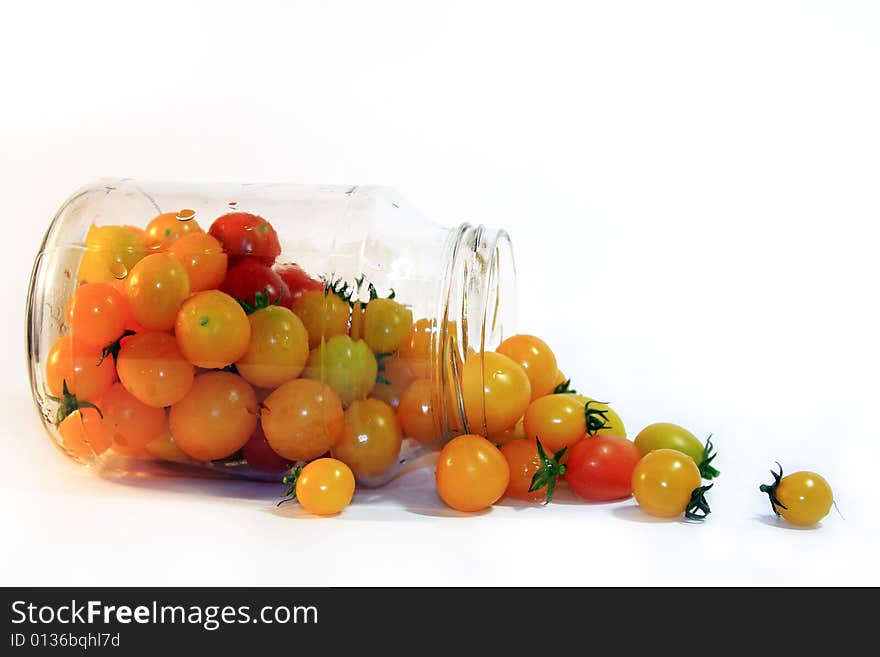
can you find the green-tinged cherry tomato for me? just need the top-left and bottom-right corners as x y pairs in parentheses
(632, 449), (711, 520)
(461, 351), (531, 436)
(436, 434), (510, 512)
(125, 253), (190, 331)
(169, 372), (258, 461)
(760, 464), (833, 527)
(236, 305), (309, 388)
(261, 379), (345, 461)
(284, 458), (355, 516)
(303, 334), (377, 405)
(332, 399), (403, 480)
(175, 290), (251, 369)
(566, 435), (641, 501)
(116, 332), (194, 408)
(496, 334), (558, 400)
(634, 422), (719, 479)
(363, 298), (413, 354)
(291, 289), (350, 349)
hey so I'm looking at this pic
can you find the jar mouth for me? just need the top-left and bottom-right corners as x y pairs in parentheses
(433, 223), (518, 442)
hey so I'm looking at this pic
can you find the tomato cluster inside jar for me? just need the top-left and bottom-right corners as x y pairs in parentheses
(28, 180), (517, 485)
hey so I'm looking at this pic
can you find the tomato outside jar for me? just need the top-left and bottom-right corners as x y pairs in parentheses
(26, 179), (517, 488)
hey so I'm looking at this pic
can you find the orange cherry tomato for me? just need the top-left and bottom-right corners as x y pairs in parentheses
(500, 438), (545, 503)
(399, 317), (435, 378)
(168, 232), (228, 292)
(632, 449), (705, 519)
(174, 290), (251, 369)
(169, 371), (258, 461)
(332, 399), (403, 480)
(236, 305), (309, 389)
(496, 334), (558, 401)
(370, 355), (415, 410)
(66, 282), (127, 348)
(261, 379), (345, 462)
(291, 458), (356, 516)
(58, 407), (112, 459)
(125, 253), (190, 331)
(116, 332), (195, 408)
(396, 378), (438, 445)
(108, 279), (146, 332)
(145, 211), (203, 250)
(461, 351), (531, 436)
(436, 434), (510, 512)
(291, 289), (350, 349)
(45, 335), (115, 403)
(101, 382), (167, 457)
(490, 417), (526, 447)
(522, 393), (588, 454)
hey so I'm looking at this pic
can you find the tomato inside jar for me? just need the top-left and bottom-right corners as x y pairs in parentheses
(27, 179), (518, 497)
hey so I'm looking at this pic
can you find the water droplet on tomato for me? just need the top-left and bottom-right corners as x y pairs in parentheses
(109, 262), (128, 279)
(176, 208), (196, 222)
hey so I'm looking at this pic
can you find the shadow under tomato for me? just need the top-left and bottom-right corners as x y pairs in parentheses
(753, 513), (822, 531)
(610, 504), (700, 524)
(99, 469), (279, 502)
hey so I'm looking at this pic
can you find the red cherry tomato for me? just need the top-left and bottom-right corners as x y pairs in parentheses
(274, 262), (323, 305)
(208, 212), (281, 265)
(565, 435), (641, 501)
(220, 257), (291, 308)
(242, 425), (290, 474)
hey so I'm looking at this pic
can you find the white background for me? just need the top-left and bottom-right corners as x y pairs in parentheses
(1, 1), (878, 586)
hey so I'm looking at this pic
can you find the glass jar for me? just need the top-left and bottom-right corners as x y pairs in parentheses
(26, 178), (516, 485)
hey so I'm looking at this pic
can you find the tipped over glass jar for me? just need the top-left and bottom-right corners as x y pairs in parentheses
(26, 179), (517, 486)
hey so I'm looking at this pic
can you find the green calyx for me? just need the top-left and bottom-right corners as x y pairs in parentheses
(99, 330), (136, 365)
(375, 352), (393, 385)
(685, 484), (713, 521)
(584, 400), (611, 436)
(553, 378), (577, 395)
(237, 289), (280, 315)
(277, 466), (303, 507)
(759, 462), (788, 516)
(323, 276), (354, 304)
(528, 438), (567, 504)
(48, 380), (103, 426)
(698, 434), (721, 480)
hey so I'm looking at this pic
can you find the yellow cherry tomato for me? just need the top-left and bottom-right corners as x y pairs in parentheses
(460, 351), (531, 436)
(235, 305), (309, 388)
(435, 434), (510, 512)
(261, 379), (345, 462)
(303, 335), (377, 405)
(496, 334), (558, 400)
(760, 464), (833, 527)
(291, 289), (350, 349)
(77, 224), (146, 284)
(332, 399), (403, 480)
(145, 211), (203, 250)
(125, 253), (190, 331)
(632, 449), (707, 519)
(168, 232), (227, 292)
(289, 458), (356, 516)
(175, 290), (251, 369)
(572, 395), (626, 438)
(522, 393), (585, 453)
(363, 298), (413, 354)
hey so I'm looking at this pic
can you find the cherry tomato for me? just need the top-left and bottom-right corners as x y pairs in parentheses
(332, 399), (403, 480)
(566, 436), (641, 501)
(289, 458), (356, 516)
(370, 355), (415, 409)
(632, 449), (709, 519)
(220, 257), (291, 308)
(242, 425), (290, 474)
(398, 317), (436, 378)
(58, 407), (112, 459)
(436, 434), (510, 512)
(496, 334), (558, 401)
(760, 464), (833, 527)
(363, 298), (413, 354)
(66, 282), (127, 348)
(460, 351), (530, 436)
(208, 212), (280, 265)
(125, 253), (190, 331)
(101, 382), (166, 457)
(500, 438), (545, 503)
(108, 279), (145, 332)
(145, 211), (203, 251)
(45, 336), (116, 403)
(396, 379), (438, 444)
(553, 369), (567, 389)
(168, 232), (228, 292)
(77, 224), (146, 284)
(490, 417), (526, 447)
(116, 332), (195, 408)
(572, 396), (627, 438)
(169, 371), (258, 461)
(291, 289), (350, 349)
(303, 335), (377, 405)
(145, 429), (191, 464)
(235, 305), (309, 388)
(175, 290), (251, 369)
(634, 422), (719, 479)
(261, 379), (345, 461)
(274, 262), (323, 304)
(523, 394), (618, 454)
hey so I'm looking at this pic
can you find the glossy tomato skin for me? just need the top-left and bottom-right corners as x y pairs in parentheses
(274, 263), (323, 305)
(634, 422), (702, 463)
(261, 379), (345, 462)
(125, 253), (191, 331)
(522, 393), (586, 454)
(208, 212), (281, 266)
(175, 290), (252, 369)
(220, 257), (291, 308)
(66, 282), (127, 348)
(116, 332), (195, 408)
(461, 351), (531, 436)
(45, 335), (116, 403)
(396, 379), (438, 445)
(632, 449), (702, 518)
(496, 334), (558, 401)
(566, 436), (641, 501)
(332, 399), (403, 480)
(500, 438), (545, 503)
(435, 434), (510, 512)
(772, 471), (833, 527)
(58, 407), (112, 459)
(294, 458), (356, 516)
(101, 382), (167, 457)
(242, 425), (290, 474)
